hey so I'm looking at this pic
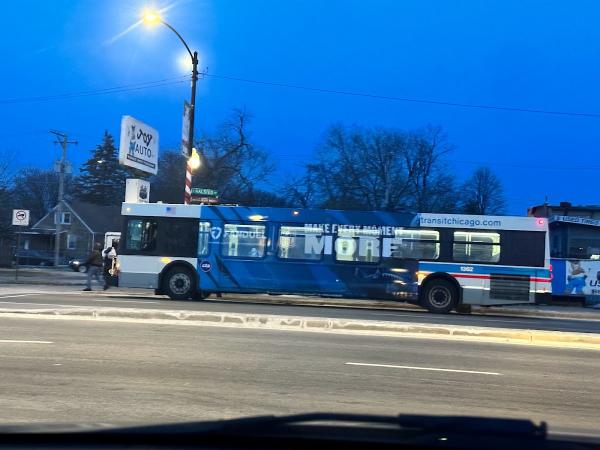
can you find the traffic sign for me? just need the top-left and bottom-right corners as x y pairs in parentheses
(12, 209), (30, 226)
(191, 188), (219, 197)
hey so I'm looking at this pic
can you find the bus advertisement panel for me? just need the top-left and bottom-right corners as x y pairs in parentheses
(551, 258), (600, 306)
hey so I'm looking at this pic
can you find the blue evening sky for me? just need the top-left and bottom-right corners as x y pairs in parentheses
(1, 0), (599, 214)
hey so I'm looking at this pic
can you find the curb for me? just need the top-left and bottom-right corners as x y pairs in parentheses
(1, 307), (599, 350)
(204, 294), (600, 321)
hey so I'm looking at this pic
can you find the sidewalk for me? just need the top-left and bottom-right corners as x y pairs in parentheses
(0, 267), (83, 285)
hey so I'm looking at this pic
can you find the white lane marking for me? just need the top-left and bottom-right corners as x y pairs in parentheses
(345, 362), (502, 376)
(0, 301), (88, 308)
(0, 294), (44, 299)
(0, 340), (53, 344)
(0, 299), (158, 307)
(87, 299), (159, 304)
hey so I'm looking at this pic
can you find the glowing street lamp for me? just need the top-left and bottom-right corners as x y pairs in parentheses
(141, 7), (199, 204)
(188, 148), (201, 170)
(141, 8), (161, 26)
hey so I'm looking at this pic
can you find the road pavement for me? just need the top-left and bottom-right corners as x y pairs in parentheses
(0, 286), (599, 334)
(0, 316), (598, 438)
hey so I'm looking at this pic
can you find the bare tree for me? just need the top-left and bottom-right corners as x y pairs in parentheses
(299, 125), (413, 210)
(404, 125), (456, 212)
(0, 151), (14, 233)
(288, 124), (457, 212)
(10, 168), (73, 223)
(150, 109), (276, 206)
(0, 151), (12, 189)
(149, 150), (186, 203)
(282, 166), (321, 208)
(195, 109), (275, 203)
(460, 167), (506, 215)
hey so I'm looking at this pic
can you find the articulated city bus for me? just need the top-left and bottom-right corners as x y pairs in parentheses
(115, 203), (551, 313)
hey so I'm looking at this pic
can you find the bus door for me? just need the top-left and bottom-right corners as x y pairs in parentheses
(216, 222), (277, 292)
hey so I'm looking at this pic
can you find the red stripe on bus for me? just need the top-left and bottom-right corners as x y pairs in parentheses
(452, 274), (489, 280)
(451, 274), (552, 283)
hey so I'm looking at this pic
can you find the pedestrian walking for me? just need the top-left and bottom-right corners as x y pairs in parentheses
(102, 239), (118, 290)
(83, 242), (104, 291)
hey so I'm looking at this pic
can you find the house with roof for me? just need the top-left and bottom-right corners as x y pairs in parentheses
(20, 200), (121, 264)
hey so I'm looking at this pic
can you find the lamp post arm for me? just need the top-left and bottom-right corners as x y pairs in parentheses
(161, 20), (195, 61)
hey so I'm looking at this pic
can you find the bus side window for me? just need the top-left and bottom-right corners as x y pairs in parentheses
(198, 221), (210, 256)
(125, 218), (157, 252)
(221, 224), (266, 258)
(278, 225), (323, 260)
(334, 229), (380, 263)
(452, 231), (500, 263)
(392, 229), (440, 260)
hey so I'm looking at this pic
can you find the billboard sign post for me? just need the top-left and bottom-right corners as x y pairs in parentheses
(118, 116), (159, 175)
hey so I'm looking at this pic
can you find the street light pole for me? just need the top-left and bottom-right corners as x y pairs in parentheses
(142, 11), (199, 204)
(184, 50), (199, 204)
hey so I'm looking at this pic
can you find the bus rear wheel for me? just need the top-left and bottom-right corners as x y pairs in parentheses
(421, 278), (457, 314)
(163, 267), (195, 300)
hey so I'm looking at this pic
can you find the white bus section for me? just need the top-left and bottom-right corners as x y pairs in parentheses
(417, 213), (549, 231)
(117, 203), (200, 289)
(416, 213), (551, 306)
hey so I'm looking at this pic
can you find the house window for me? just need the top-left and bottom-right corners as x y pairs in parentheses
(22, 239), (30, 250)
(67, 234), (77, 250)
(61, 212), (71, 224)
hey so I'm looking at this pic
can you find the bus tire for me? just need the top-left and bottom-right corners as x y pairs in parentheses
(421, 278), (457, 314)
(163, 267), (195, 300)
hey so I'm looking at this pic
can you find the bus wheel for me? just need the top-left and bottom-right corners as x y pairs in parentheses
(164, 267), (195, 300)
(422, 279), (457, 314)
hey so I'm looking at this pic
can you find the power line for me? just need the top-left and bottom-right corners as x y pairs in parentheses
(204, 73), (600, 119)
(0, 76), (189, 105)
(2, 70), (597, 119)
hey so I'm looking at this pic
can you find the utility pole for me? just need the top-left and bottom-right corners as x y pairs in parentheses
(50, 130), (77, 267)
(184, 51), (199, 205)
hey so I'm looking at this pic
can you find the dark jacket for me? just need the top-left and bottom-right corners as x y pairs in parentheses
(85, 249), (103, 267)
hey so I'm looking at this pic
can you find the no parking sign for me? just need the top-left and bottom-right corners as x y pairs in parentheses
(12, 209), (30, 226)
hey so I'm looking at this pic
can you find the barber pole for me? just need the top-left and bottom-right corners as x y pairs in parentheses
(184, 161), (192, 204)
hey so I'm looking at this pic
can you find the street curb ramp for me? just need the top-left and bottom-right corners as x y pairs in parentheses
(1, 307), (599, 350)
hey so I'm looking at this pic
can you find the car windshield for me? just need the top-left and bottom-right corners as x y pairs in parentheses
(0, 0), (599, 446)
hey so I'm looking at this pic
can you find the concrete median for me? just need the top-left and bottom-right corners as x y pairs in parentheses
(0, 306), (599, 350)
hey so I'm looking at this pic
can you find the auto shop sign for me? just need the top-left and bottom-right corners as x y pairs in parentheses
(119, 115), (159, 175)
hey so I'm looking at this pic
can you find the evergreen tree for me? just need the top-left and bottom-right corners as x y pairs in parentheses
(73, 131), (133, 205)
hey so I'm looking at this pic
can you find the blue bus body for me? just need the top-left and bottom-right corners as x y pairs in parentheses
(195, 206), (419, 301)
